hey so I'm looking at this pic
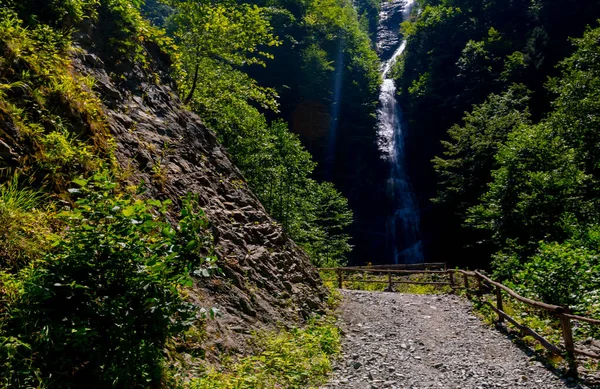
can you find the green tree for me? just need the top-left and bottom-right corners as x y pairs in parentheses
(432, 85), (531, 263)
(433, 84), (531, 215)
(288, 180), (353, 267)
(164, 0), (356, 266)
(467, 25), (600, 264)
(167, 0), (280, 105)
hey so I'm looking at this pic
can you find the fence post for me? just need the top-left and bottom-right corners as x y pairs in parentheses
(476, 274), (483, 296)
(560, 309), (578, 377)
(337, 269), (344, 289)
(388, 272), (393, 291)
(463, 273), (469, 294)
(449, 271), (455, 290)
(495, 285), (504, 323)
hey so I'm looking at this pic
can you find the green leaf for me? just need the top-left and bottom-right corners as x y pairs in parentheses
(122, 206), (136, 217)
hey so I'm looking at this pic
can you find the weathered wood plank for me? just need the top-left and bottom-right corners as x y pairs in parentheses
(354, 269), (447, 275)
(560, 311), (577, 376)
(574, 348), (600, 359)
(319, 268), (447, 275)
(344, 263), (446, 270)
(496, 285), (504, 323)
(337, 279), (450, 285)
(563, 313), (600, 325)
(392, 281), (451, 286)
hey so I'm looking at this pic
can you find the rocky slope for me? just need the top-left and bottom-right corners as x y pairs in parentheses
(70, 30), (326, 356)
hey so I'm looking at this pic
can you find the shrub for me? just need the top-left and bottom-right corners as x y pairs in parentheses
(514, 241), (599, 307)
(0, 172), (216, 388)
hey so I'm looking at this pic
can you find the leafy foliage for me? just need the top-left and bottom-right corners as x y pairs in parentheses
(164, 0), (354, 266)
(513, 241), (599, 307)
(0, 7), (114, 190)
(0, 172), (216, 388)
(394, 0), (600, 266)
(433, 21), (600, 316)
(167, 0), (280, 106)
(0, 1), (350, 387)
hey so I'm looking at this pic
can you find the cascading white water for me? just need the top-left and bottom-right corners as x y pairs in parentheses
(377, 0), (424, 264)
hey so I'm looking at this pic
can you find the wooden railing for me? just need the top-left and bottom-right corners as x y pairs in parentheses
(319, 265), (452, 290)
(319, 265), (600, 377)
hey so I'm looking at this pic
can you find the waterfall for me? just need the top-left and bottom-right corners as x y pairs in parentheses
(377, 0), (424, 264)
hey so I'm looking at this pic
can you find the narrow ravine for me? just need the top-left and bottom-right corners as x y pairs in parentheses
(377, 0), (424, 264)
(323, 290), (591, 389)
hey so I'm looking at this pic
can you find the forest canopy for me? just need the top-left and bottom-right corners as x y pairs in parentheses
(396, 0), (600, 317)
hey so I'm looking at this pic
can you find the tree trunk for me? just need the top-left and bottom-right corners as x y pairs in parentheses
(184, 46), (201, 105)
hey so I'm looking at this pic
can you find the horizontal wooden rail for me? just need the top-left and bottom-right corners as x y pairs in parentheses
(574, 348), (600, 359)
(320, 268), (448, 275)
(393, 280), (451, 286)
(343, 262), (446, 270)
(454, 269), (477, 276)
(474, 271), (564, 313)
(563, 313), (600, 325)
(335, 279), (450, 285)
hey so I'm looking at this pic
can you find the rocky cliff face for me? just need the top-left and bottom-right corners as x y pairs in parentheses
(71, 31), (326, 356)
(377, 0), (408, 61)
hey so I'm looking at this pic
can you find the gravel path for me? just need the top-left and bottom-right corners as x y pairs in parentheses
(323, 290), (593, 389)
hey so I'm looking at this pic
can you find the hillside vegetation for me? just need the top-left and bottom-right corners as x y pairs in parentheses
(395, 0), (600, 319)
(0, 0), (356, 386)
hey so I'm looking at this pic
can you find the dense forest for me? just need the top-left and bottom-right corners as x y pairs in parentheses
(394, 0), (600, 316)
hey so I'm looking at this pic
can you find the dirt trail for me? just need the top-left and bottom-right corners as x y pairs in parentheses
(323, 290), (593, 389)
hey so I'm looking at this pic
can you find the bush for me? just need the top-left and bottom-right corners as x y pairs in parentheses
(514, 241), (599, 307)
(0, 172), (216, 388)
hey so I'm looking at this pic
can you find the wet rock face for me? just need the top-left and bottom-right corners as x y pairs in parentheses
(72, 36), (326, 355)
(377, 0), (408, 61)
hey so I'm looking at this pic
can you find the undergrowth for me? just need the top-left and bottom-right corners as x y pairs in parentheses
(0, 6), (115, 191)
(187, 317), (341, 389)
(0, 172), (218, 387)
(0, 1), (344, 387)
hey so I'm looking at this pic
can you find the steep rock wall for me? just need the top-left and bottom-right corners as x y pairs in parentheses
(71, 31), (326, 355)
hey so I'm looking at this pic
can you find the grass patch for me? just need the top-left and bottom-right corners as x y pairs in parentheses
(319, 269), (452, 294)
(187, 316), (341, 389)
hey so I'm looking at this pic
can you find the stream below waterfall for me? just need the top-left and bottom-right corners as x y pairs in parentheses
(376, 0), (424, 264)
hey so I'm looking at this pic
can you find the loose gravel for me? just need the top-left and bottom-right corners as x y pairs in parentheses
(323, 290), (594, 389)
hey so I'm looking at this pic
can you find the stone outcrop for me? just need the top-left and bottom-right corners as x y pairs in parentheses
(71, 34), (326, 356)
(377, 0), (408, 61)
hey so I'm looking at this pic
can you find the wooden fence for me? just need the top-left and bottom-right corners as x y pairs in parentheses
(319, 265), (600, 377)
(319, 266), (452, 290)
